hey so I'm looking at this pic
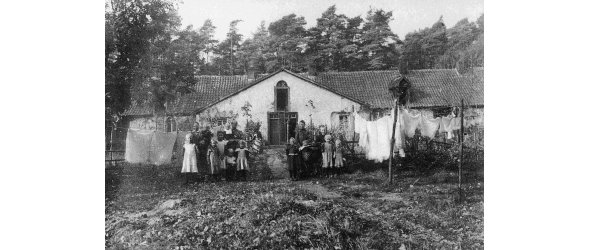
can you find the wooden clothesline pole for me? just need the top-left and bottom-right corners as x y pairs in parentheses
(388, 100), (399, 185)
(459, 99), (465, 202)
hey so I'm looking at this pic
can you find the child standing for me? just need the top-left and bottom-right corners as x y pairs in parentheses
(286, 137), (299, 181)
(334, 138), (344, 175)
(181, 133), (198, 184)
(236, 140), (250, 181)
(225, 147), (237, 181)
(321, 134), (334, 178)
(216, 131), (227, 180)
(208, 138), (220, 179)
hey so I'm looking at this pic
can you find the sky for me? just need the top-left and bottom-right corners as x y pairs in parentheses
(178, 0), (484, 41)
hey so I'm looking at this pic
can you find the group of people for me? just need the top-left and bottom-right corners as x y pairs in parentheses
(286, 121), (345, 181)
(181, 121), (251, 184)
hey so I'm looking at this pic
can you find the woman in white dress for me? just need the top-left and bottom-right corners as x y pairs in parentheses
(181, 133), (198, 184)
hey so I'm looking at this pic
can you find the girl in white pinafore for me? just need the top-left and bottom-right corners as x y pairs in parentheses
(322, 134), (335, 177)
(181, 133), (198, 184)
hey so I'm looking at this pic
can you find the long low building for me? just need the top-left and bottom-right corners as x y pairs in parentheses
(120, 68), (483, 145)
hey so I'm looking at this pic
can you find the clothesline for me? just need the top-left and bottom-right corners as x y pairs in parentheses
(353, 106), (482, 163)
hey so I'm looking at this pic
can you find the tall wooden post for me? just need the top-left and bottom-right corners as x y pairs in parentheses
(109, 126), (115, 151)
(388, 100), (399, 185)
(459, 99), (465, 202)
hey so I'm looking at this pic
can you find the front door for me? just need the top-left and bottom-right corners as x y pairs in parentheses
(268, 112), (298, 145)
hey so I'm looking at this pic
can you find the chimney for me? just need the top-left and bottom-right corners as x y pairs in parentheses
(247, 60), (258, 81)
(247, 70), (256, 81)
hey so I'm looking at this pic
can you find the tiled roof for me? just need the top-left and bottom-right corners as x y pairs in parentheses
(315, 69), (484, 108)
(122, 75), (252, 116)
(192, 69), (368, 113)
(405, 69), (483, 108)
(122, 68), (484, 116)
(168, 75), (251, 114)
(461, 67), (484, 107)
(315, 70), (400, 108)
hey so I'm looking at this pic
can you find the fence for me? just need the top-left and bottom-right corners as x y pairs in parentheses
(105, 150), (125, 167)
(336, 123), (484, 174)
(106, 126), (127, 151)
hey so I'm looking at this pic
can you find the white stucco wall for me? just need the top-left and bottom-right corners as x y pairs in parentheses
(196, 71), (363, 140)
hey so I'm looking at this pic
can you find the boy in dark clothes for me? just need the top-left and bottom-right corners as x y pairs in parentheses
(286, 137), (300, 181)
(224, 139), (239, 181)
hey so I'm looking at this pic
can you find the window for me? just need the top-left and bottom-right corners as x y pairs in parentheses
(339, 114), (349, 130)
(165, 117), (176, 132)
(213, 117), (230, 127)
(275, 81), (289, 111)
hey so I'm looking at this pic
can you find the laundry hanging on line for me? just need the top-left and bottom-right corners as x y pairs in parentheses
(125, 129), (154, 164)
(393, 107), (406, 158)
(354, 109), (397, 163)
(365, 115), (394, 163)
(353, 112), (369, 150)
(124, 129), (179, 165)
(149, 131), (177, 165)
(440, 116), (454, 139)
(420, 116), (441, 139)
(401, 109), (422, 138)
(353, 106), (471, 161)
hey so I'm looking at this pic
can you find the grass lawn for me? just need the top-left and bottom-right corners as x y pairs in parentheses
(105, 161), (483, 249)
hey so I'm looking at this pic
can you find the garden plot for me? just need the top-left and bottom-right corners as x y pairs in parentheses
(106, 164), (483, 249)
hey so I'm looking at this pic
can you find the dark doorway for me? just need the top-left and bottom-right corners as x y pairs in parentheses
(268, 112), (298, 145)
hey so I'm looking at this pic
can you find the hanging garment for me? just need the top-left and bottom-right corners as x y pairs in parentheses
(181, 143), (198, 173)
(125, 129), (154, 164)
(392, 107), (406, 158)
(421, 116), (441, 139)
(362, 116), (393, 163)
(236, 148), (249, 171)
(440, 116), (454, 139)
(375, 116), (393, 162)
(401, 109), (422, 138)
(354, 112), (399, 162)
(450, 117), (462, 130)
(149, 131), (177, 165)
(365, 118), (379, 161)
(354, 113), (369, 150)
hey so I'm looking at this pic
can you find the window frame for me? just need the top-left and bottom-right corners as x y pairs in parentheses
(274, 81), (289, 111)
(338, 114), (350, 130)
(165, 117), (176, 132)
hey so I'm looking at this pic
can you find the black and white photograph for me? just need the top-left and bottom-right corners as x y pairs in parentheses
(10, 0), (590, 249)
(104, 0), (484, 249)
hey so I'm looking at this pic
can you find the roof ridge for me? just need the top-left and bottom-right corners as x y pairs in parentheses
(319, 69), (399, 75)
(408, 68), (458, 72)
(194, 75), (248, 78)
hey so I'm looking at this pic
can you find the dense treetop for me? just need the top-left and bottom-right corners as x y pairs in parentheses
(105, 0), (483, 116)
